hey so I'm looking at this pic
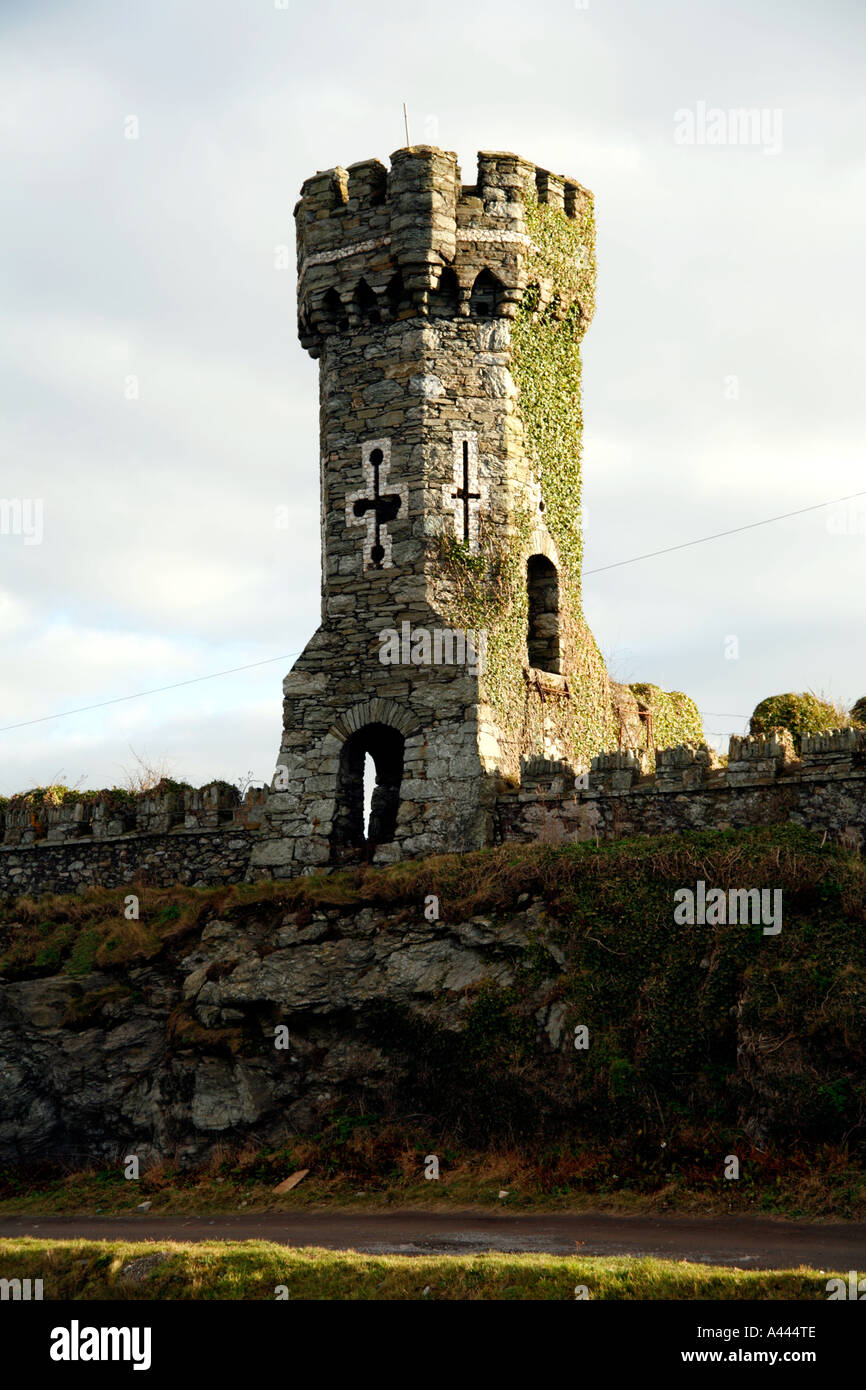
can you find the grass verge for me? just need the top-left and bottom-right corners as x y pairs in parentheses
(0, 1238), (838, 1300)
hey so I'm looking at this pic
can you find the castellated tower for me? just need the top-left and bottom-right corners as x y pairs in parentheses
(251, 145), (613, 875)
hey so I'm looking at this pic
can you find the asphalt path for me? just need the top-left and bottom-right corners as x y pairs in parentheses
(2, 1211), (865, 1269)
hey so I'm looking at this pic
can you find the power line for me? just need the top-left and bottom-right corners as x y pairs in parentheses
(0, 659), (753, 740)
(3, 487), (862, 737)
(583, 489), (866, 576)
(0, 652), (301, 734)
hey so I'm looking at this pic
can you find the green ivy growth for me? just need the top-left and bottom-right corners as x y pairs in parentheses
(147, 778), (194, 799)
(511, 182), (596, 593)
(9, 785), (79, 811)
(434, 179), (613, 771)
(434, 510), (534, 724)
(0, 781), (206, 824)
(433, 179), (704, 774)
(93, 788), (138, 811)
(509, 179), (611, 768)
(629, 684), (704, 752)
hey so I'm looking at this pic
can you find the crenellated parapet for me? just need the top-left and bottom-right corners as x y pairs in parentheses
(581, 727), (863, 799)
(800, 727), (865, 771)
(496, 725), (866, 848)
(0, 784), (267, 847)
(518, 755), (577, 799)
(654, 743), (722, 791)
(726, 730), (797, 785)
(294, 146), (594, 355)
(588, 749), (650, 792)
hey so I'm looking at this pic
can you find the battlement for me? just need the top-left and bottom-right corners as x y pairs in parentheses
(0, 784), (267, 847)
(4, 730), (858, 854)
(294, 147), (594, 354)
(589, 749), (650, 792)
(580, 726), (864, 794)
(654, 743), (721, 791)
(800, 727), (863, 764)
(496, 726), (866, 850)
(518, 755), (577, 798)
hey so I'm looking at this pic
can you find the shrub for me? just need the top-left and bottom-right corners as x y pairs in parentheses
(9, 786), (78, 812)
(749, 692), (844, 746)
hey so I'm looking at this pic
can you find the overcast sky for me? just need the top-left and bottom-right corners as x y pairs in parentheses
(1, 0), (864, 795)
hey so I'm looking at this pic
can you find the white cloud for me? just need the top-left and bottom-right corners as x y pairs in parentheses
(1, 0), (864, 795)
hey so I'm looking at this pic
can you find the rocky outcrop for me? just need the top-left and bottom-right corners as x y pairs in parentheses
(2, 828), (862, 1168)
(0, 898), (561, 1166)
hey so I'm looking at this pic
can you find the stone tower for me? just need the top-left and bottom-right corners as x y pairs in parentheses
(251, 145), (612, 876)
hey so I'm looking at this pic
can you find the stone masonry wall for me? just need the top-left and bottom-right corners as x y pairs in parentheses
(0, 787), (266, 896)
(0, 829), (257, 897)
(1, 732), (863, 896)
(499, 729), (866, 850)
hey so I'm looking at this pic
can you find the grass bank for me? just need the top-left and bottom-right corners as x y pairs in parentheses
(0, 1237), (838, 1300)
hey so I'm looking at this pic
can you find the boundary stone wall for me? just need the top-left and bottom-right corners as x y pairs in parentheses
(0, 788), (267, 896)
(498, 729), (866, 849)
(1, 732), (863, 895)
(0, 829), (260, 896)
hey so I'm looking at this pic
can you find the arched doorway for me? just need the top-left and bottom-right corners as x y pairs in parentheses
(332, 722), (404, 857)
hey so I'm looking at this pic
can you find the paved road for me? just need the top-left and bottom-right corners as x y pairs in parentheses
(2, 1211), (865, 1269)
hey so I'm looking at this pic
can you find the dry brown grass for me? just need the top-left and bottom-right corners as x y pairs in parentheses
(3, 826), (863, 980)
(94, 921), (160, 967)
(118, 747), (179, 794)
(807, 688), (854, 729)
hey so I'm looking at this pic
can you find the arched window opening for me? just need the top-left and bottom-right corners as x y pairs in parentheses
(469, 268), (503, 318)
(332, 722), (404, 858)
(527, 555), (560, 674)
(321, 287), (348, 333)
(355, 277), (380, 325)
(429, 266), (459, 318)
